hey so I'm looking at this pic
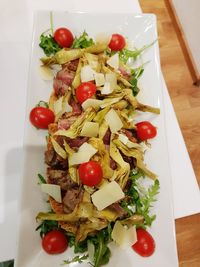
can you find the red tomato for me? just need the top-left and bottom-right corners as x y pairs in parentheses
(42, 230), (68, 254)
(135, 121), (157, 141)
(54, 27), (74, 48)
(108, 34), (126, 51)
(75, 82), (97, 104)
(132, 228), (155, 257)
(78, 161), (103, 187)
(29, 107), (55, 129)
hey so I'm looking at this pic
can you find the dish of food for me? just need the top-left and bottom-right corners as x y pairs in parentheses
(15, 11), (178, 267)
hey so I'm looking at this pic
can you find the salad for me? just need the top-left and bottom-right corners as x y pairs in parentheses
(30, 16), (160, 267)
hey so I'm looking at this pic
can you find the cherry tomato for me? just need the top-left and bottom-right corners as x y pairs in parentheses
(108, 34), (126, 51)
(42, 230), (68, 254)
(132, 228), (155, 257)
(54, 27), (74, 48)
(75, 82), (97, 104)
(29, 107), (55, 129)
(78, 161), (103, 187)
(135, 121), (157, 141)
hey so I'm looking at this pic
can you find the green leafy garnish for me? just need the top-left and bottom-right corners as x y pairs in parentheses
(62, 254), (89, 265)
(35, 219), (59, 238)
(36, 101), (49, 108)
(39, 33), (61, 56)
(72, 31), (95, 49)
(121, 170), (160, 227)
(129, 65), (144, 96)
(136, 179), (160, 226)
(119, 40), (157, 64)
(37, 173), (46, 184)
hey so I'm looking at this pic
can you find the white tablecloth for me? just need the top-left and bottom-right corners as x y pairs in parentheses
(0, 0), (199, 262)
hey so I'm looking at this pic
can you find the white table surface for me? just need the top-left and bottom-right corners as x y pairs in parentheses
(0, 0), (199, 262)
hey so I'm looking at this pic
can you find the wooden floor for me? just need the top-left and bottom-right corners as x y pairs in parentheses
(139, 1), (200, 266)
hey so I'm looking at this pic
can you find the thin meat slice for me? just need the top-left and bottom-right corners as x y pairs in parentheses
(103, 128), (111, 145)
(109, 203), (127, 218)
(122, 129), (138, 143)
(66, 137), (89, 149)
(69, 98), (82, 115)
(63, 188), (83, 214)
(58, 115), (78, 130)
(53, 60), (78, 96)
(47, 168), (77, 190)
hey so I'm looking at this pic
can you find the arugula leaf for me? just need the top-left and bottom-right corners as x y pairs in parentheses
(68, 235), (88, 253)
(35, 218), (59, 238)
(119, 40), (156, 64)
(136, 179), (160, 226)
(38, 173), (46, 184)
(129, 65), (144, 96)
(93, 232), (111, 267)
(62, 254), (88, 265)
(72, 31), (95, 49)
(121, 170), (160, 227)
(39, 33), (61, 56)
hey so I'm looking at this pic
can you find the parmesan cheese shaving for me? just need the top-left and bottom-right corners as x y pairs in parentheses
(80, 121), (99, 137)
(91, 181), (124, 210)
(41, 184), (62, 203)
(105, 109), (123, 133)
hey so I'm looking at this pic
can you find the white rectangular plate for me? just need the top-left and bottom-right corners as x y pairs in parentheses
(15, 11), (178, 267)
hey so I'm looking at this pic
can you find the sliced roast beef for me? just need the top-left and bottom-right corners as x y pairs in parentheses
(47, 168), (77, 190)
(58, 115), (78, 130)
(110, 158), (117, 170)
(45, 149), (69, 169)
(53, 78), (70, 96)
(66, 137), (89, 149)
(122, 129), (138, 143)
(109, 203), (127, 218)
(69, 98), (82, 115)
(63, 188), (83, 214)
(121, 152), (136, 169)
(103, 128), (111, 145)
(53, 60), (78, 96)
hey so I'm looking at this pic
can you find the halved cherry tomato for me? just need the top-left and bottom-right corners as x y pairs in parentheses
(132, 228), (155, 257)
(108, 33), (126, 51)
(78, 161), (103, 187)
(29, 106), (55, 129)
(42, 230), (68, 254)
(135, 121), (157, 141)
(75, 82), (97, 104)
(54, 27), (74, 48)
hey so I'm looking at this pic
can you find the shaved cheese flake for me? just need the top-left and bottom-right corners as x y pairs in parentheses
(91, 181), (124, 210)
(81, 65), (96, 82)
(80, 121), (99, 137)
(39, 65), (54, 81)
(101, 81), (113, 95)
(95, 32), (111, 45)
(51, 137), (67, 159)
(69, 143), (97, 166)
(107, 53), (119, 70)
(111, 221), (137, 248)
(82, 99), (103, 111)
(105, 109), (123, 133)
(41, 184), (62, 203)
(94, 73), (105, 86)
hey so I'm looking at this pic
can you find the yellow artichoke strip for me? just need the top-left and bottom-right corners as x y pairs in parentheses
(72, 59), (83, 89)
(50, 137), (67, 159)
(84, 52), (100, 72)
(113, 139), (157, 180)
(76, 219), (108, 242)
(89, 137), (114, 179)
(112, 100), (128, 110)
(93, 106), (110, 124)
(55, 44), (107, 65)
(98, 120), (108, 140)
(63, 140), (75, 155)
(110, 141), (129, 168)
(137, 102), (160, 114)
(68, 166), (79, 184)
(54, 107), (96, 138)
(137, 159), (157, 180)
(120, 214), (144, 226)
(40, 56), (57, 66)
